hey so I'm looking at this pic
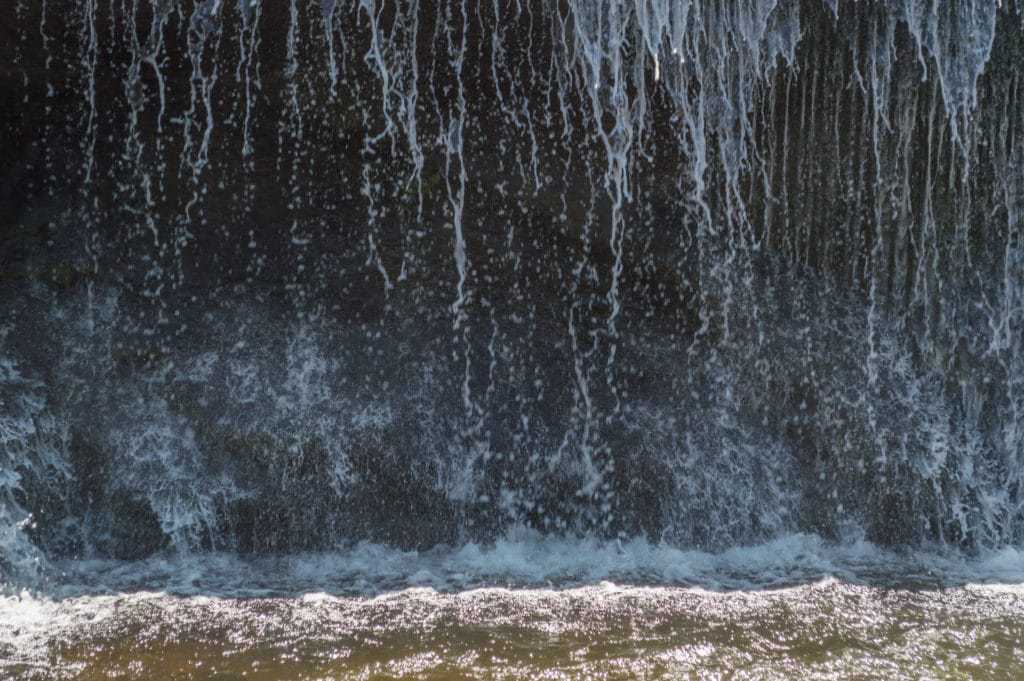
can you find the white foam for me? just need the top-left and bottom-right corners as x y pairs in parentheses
(32, 530), (1024, 600)
(2, 532), (1021, 674)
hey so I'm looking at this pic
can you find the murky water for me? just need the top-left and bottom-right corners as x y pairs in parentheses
(6, 582), (1024, 680)
(3, 537), (1023, 680)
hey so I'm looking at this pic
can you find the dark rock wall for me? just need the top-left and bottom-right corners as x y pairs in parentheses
(1, 1), (1022, 566)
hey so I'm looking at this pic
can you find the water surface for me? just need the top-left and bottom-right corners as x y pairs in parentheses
(4, 535), (1023, 679)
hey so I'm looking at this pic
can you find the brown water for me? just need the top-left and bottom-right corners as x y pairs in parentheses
(4, 580), (1023, 680)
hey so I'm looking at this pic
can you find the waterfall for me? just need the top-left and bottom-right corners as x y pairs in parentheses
(1, 0), (1022, 582)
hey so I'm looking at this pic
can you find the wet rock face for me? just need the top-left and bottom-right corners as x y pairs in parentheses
(0, 1), (1013, 299)
(1, 1), (1023, 574)
(104, 493), (169, 561)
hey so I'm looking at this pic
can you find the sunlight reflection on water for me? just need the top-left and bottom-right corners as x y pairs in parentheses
(2, 536), (1024, 679)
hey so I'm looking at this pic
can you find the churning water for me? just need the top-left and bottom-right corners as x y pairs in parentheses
(1, 0), (1023, 677)
(3, 536), (1024, 678)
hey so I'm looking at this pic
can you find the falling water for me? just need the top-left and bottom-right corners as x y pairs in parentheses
(1, 0), (1022, 583)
